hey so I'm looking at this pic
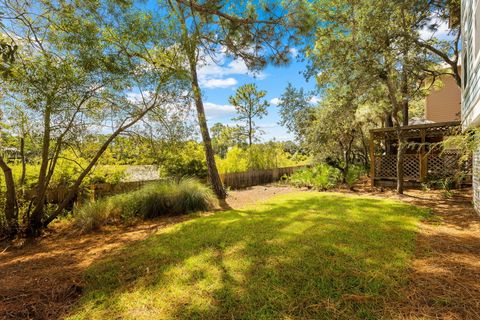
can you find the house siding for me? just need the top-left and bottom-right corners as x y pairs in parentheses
(473, 147), (480, 212)
(425, 75), (461, 122)
(462, 0), (480, 128)
(462, 0), (480, 214)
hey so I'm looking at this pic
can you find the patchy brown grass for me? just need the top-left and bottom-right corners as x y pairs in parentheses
(1, 183), (480, 319)
(347, 181), (480, 320)
(0, 185), (296, 319)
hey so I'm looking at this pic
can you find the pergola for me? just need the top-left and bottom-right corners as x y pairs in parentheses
(369, 121), (472, 187)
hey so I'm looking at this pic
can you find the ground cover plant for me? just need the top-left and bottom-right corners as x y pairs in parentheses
(67, 192), (426, 319)
(74, 178), (214, 232)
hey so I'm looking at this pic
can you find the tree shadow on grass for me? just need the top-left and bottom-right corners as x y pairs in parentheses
(69, 193), (427, 320)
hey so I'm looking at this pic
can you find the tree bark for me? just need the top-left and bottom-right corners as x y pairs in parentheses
(0, 155), (18, 238)
(248, 118), (252, 147)
(19, 136), (26, 187)
(27, 105), (52, 237)
(385, 112), (393, 128)
(187, 55), (226, 200)
(401, 63), (409, 126)
(382, 70), (405, 194)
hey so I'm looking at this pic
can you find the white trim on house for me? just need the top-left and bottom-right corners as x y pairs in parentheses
(474, 0), (480, 66)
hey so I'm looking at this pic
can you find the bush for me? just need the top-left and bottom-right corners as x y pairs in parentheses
(289, 164), (342, 190)
(74, 178), (215, 232)
(345, 165), (366, 188)
(159, 141), (208, 179)
(216, 144), (311, 174)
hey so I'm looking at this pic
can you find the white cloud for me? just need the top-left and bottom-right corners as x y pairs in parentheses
(258, 123), (278, 129)
(289, 47), (299, 58)
(197, 51), (267, 89)
(309, 96), (321, 104)
(202, 77), (238, 89)
(203, 102), (237, 120)
(419, 18), (452, 41)
(126, 92), (143, 103)
(270, 97), (282, 106)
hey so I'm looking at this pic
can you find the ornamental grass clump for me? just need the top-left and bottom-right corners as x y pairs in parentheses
(74, 178), (214, 232)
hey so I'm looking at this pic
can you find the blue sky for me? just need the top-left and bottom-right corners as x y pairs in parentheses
(196, 16), (453, 143)
(198, 49), (319, 142)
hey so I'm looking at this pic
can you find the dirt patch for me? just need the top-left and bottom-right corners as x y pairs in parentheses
(0, 185), (296, 319)
(223, 184), (298, 209)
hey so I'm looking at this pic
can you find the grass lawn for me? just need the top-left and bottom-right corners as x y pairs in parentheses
(67, 192), (427, 320)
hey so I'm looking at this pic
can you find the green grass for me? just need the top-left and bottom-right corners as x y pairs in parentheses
(68, 192), (427, 320)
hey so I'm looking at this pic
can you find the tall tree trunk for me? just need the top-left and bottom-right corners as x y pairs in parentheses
(383, 70), (405, 194)
(402, 103), (409, 126)
(19, 136), (26, 188)
(248, 118), (252, 147)
(401, 67), (409, 126)
(385, 112), (393, 128)
(0, 155), (18, 238)
(27, 106), (51, 237)
(187, 56), (226, 200)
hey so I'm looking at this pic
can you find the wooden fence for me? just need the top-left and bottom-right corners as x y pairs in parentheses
(220, 166), (305, 189)
(24, 179), (163, 204)
(21, 166), (305, 205)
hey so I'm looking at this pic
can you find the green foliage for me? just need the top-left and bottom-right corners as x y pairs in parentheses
(289, 164), (342, 190)
(215, 143), (309, 173)
(277, 83), (314, 141)
(345, 165), (366, 188)
(0, 163), (126, 189)
(74, 178), (214, 232)
(68, 192), (426, 319)
(229, 83), (269, 145)
(211, 123), (246, 158)
(158, 141), (208, 178)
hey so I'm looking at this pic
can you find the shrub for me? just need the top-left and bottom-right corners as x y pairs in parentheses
(74, 178), (215, 232)
(345, 165), (366, 188)
(289, 164), (341, 190)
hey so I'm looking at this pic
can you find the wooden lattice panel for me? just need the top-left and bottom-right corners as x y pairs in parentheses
(404, 154), (420, 179)
(375, 155), (397, 178)
(427, 152), (468, 178)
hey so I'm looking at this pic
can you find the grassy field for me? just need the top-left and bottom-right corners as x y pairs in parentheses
(67, 192), (427, 320)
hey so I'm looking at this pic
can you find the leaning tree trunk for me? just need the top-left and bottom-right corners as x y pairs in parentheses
(0, 155), (18, 238)
(187, 56), (227, 200)
(401, 68), (409, 126)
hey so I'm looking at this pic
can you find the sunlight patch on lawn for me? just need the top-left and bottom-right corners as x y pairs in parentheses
(67, 192), (428, 320)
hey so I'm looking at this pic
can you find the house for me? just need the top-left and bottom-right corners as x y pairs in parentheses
(461, 0), (480, 212)
(425, 71), (461, 123)
(369, 67), (470, 188)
